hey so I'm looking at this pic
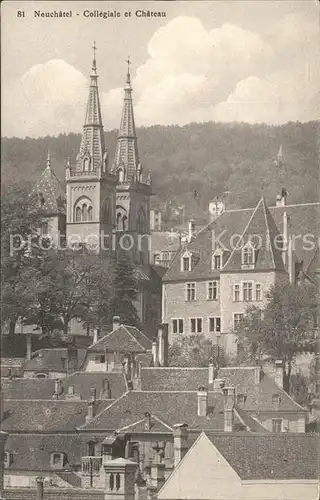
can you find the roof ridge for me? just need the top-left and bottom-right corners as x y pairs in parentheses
(261, 197), (276, 268)
(263, 374), (306, 411)
(123, 325), (152, 345)
(77, 390), (130, 429)
(223, 197), (264, 268)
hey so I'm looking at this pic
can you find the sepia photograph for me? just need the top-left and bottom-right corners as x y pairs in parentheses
(0, 1), (319, 499)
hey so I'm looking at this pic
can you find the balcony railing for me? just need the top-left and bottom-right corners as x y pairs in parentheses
(81, 456), (102, 476)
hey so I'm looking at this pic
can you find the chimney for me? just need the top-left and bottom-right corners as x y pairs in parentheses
(113, 316), (121, 330)
(188, 219), (196, 242)
(150, 442), (166, 493)
(53, 378), (62, 399)
(144, 412), (151, 430)
(103, 458), (137, 500)
(36, 477), (44, 500)
(26, 332), (32, 361)
(86, 401), (96, 423)
(208, 358), (217, 385)
(197, 386), (208, 417)
(223, 387), (235, 432)
(288, 236), (294, 284)
(152, 339), (159, 367)
(274, 360), (284, 389)
(276, 188), (288, 207)
(93, 328), (99, 344)
(158, 324), (168, 367)
(90, 387), (97, 402)
(102, 379), (111, 399)
(173, 423), (188, 467)
(282, 211), (288, 267)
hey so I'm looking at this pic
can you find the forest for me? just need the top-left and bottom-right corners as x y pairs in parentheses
(1, 120), (319, 222)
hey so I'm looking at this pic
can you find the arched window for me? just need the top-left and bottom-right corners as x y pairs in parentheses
(242, 242), (255, 269)
(116, 206), (128, 231)
(116, 473), (121, 490)
(75, 207), (81, 222)
(82, 204), (88, 222)
(109, 473), (114, 491)
(137, 208), (146, 234)
(118, 166), (125, 183)
(74, 197), (93, 223)
(87, 440), (95, 457)
(102, 198), (111, 224)
(88, 206), (93, 221)
(83, 157), (90, 172)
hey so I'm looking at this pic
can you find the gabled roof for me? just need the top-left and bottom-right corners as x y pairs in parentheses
(89, 325), (152, 353)
(205, 432), (318, 479)
(139, 366), (305, 413)
(163, 201), (320, 282)
(79, 390), (242, 432)
(32, 155), (66, 215)
(1, 400), (110, 432)
(116, 414), (173, 433)
(222, 196), (285, 272)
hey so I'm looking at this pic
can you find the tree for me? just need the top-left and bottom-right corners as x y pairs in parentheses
(23, 247), (114, 336)
(168, 334), (230, 367)
(108, 253), (141, 329)
(235, 282), (318, 393)
(1, 182), (45, 335)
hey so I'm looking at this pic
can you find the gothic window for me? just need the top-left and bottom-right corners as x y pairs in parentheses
(74, 197), (93, 223)
(118, 166), (125, 183)
(75, 207), (81, 222)
(102, 197), (112, 224)
(109, 473), (114, 491)
(116, 206), (128, 231)
(88, 206), (93, 221)
(137, 208), (146, 234)
(83, 156), (90, 172)
(116, 473), (121, 490)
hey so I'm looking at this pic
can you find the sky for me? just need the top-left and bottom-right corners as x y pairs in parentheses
(1, 0), (319, 138)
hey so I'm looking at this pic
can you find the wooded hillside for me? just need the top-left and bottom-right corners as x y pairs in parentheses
(1, 121), (318, 220)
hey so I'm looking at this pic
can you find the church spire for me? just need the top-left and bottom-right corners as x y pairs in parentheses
(76, 42), (106, 173)
(112, 56), (140, 183)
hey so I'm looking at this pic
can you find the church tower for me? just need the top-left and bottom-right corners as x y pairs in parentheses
(66, 43), (117, 250)
(112, 58), (152, 265)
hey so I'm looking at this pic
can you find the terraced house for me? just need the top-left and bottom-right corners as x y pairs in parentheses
(162, 193), (320, 355)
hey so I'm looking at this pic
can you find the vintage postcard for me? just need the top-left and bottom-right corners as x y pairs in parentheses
(1, 1), (319, 499)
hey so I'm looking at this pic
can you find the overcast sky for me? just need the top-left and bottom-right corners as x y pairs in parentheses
(1, 0), (319, 138)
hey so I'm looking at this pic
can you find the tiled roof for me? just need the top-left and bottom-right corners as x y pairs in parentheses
(141, 367), (208, 391)
(234, 407), (270, 432)
(205, 432), (318, 479)
(5, 433), (94, 472)
(164, 201), (320, 281)
(223, 197), (285, 272)
(80, 390), (240, 432)
(150, 232), (181, 253)
(1, 399), (109, 432)
(139, 366), (304, 413)
(116, 414), (173, 433)
(24, 348), (87, 373)
(89, 325), (152, 353)
(32, 159), (66, 215)
(1, 378), (55, 400)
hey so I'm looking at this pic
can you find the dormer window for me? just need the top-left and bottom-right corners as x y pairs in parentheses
(212, 249), (223, 270)
(50, 452), (67, 468)
(181, 251), (192, 272)
(236, 394), (247, 405)
(241, 242), (255, 269)
(4, 451), (13, 468)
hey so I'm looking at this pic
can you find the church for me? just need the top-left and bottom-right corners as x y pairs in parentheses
(33, 45), (163, 337)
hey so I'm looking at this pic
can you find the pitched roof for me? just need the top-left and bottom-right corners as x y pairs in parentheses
(205, 432), (318, 479)
(1, 399), (110, 432)
(24, 348), (87, 373)
(5, 433), (94, 472)
(164, 201), (320, 281)
(32, 154), (66, 215)
(89, 325), (152, 353)
(80, 390), (240, 432)
(139, 366), (304, 413)
(141, 367), (208, 391)
(150, 232), (181, 253)
(223, 197), (285, 272)
(116, 414), (173, 433)
(2, 372), (126, 402)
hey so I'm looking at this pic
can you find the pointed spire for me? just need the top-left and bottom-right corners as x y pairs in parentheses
(76, 43), (105, 173)
(275, 144), (284, 168)
(46, 150), (51, 169)
(112, 58), (139, 182)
